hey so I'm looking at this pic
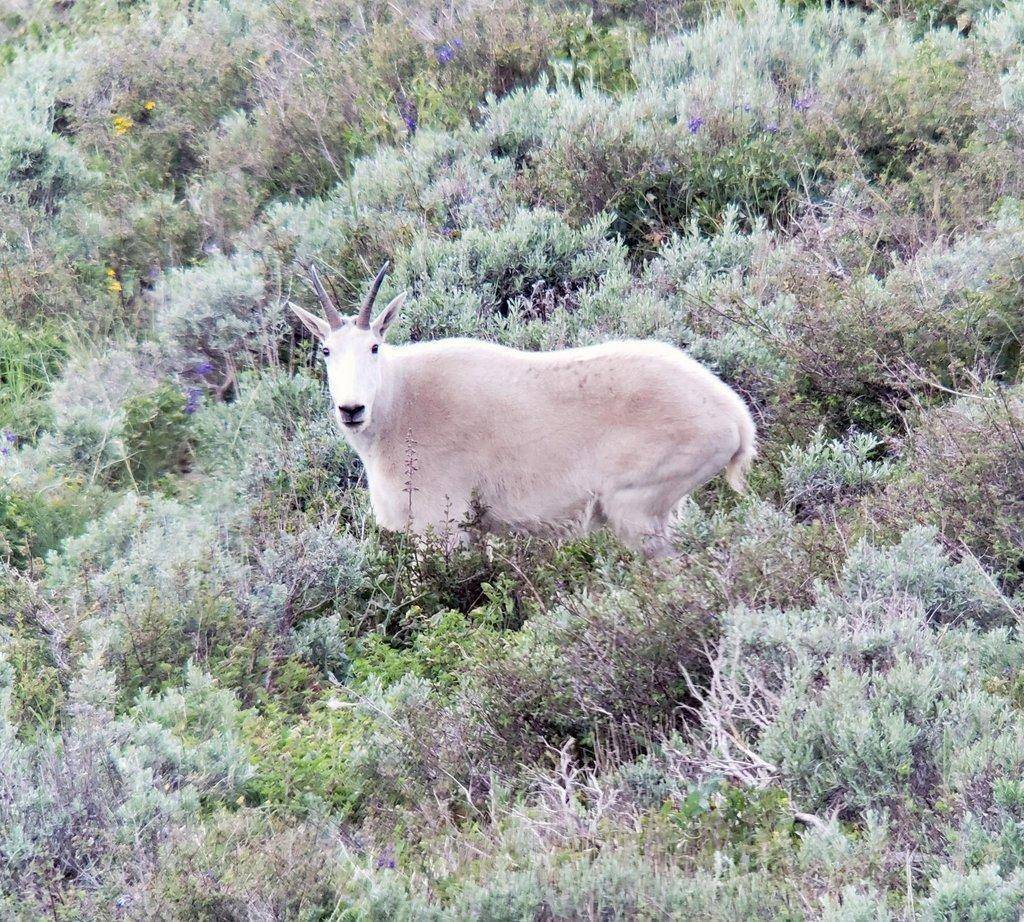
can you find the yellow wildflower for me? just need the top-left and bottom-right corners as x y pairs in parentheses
(106, 268), (122, 294)
(144, 100), (156, 111)
(112, 115), (134, 136)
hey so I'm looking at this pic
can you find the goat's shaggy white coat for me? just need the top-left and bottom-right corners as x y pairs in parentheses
(292, 291), (756, 555)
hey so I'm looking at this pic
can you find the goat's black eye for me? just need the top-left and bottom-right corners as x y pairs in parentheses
(371, 344), (379, 354)
(321, 346), (330, 357)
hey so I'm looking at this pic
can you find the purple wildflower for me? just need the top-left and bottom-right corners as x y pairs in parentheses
(436, 43), (454, 65)
(398, 97), (417, 135)
(742, 102), (752, 113)
(765, 122), (779, 135)
(687, 116), (704, 134)
(376, 847), (396, 870)
(793, 95), (812, 113)
(452, 37), (463, 49)
(441, 224), (457, 238)
(184, 387), (202, 415)
(191, 360), (214, 376)
(4, 430), (15, 443)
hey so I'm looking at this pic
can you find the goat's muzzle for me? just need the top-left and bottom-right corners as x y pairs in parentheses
(338, 404), (366, 427)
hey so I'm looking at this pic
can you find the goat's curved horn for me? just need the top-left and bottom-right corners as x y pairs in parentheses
(306, 263), (345, 330)
(355, 261), (391, 330)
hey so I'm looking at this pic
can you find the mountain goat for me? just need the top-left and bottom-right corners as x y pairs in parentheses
(290, 263), (756, 556)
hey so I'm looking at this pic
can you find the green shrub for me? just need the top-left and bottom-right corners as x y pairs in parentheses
(880, 386), (1024, 590)
(0, 320), (66, 439)
(123, 664), (252, 806)
(389, 207), (632, 345)
(0, 480), (88, 570)
(781, 429), (896, 520)
(242, 694), (365, 815)
(120, 381), (193, 488)
(0, 118), (91, 214)
(781, 205), (1024, 430)
(144, 809), (346, 921)
(840, 526), (1008, 626)
(689, 529), (1020, 844)
(0, 577), (63, 732)
(154, 252), (279, 377)
(465, 577), (710, 766)
(921, 864), (1024, 921)
(552, 12), (640, 94)
(0, 485), (39, 568)
(192, 369), (362, 518)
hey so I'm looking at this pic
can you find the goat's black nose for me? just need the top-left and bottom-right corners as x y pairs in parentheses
(338, 404), (366, 423)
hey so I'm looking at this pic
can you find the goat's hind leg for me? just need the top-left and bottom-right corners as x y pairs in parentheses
(601, 486), (674, 559)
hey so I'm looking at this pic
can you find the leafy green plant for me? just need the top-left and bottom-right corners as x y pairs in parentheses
(120, 382), (193, 488)
(0, 320), (65, 438)
(662, 779), (801, 870)
(552, 12), (639, 93)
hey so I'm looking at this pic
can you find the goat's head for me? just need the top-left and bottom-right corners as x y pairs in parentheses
(289, 261), (407, 433)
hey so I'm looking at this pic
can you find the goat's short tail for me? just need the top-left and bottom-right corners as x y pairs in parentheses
(725, 410), (757, 493)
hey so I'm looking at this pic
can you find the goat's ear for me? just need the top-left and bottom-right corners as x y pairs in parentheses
(289, 301), (330, 339)
(371, 291), (407, 338)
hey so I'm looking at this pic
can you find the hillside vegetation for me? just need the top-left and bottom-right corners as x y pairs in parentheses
(2, 0), (1024, 917)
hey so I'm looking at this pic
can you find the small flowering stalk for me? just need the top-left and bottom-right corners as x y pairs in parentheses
(398, 97), (418, 135)
(106, 267), (123, 294)
(184, 387), (202, 415)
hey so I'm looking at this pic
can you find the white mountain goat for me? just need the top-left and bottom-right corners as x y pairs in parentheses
(290, 263), (756, 555)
